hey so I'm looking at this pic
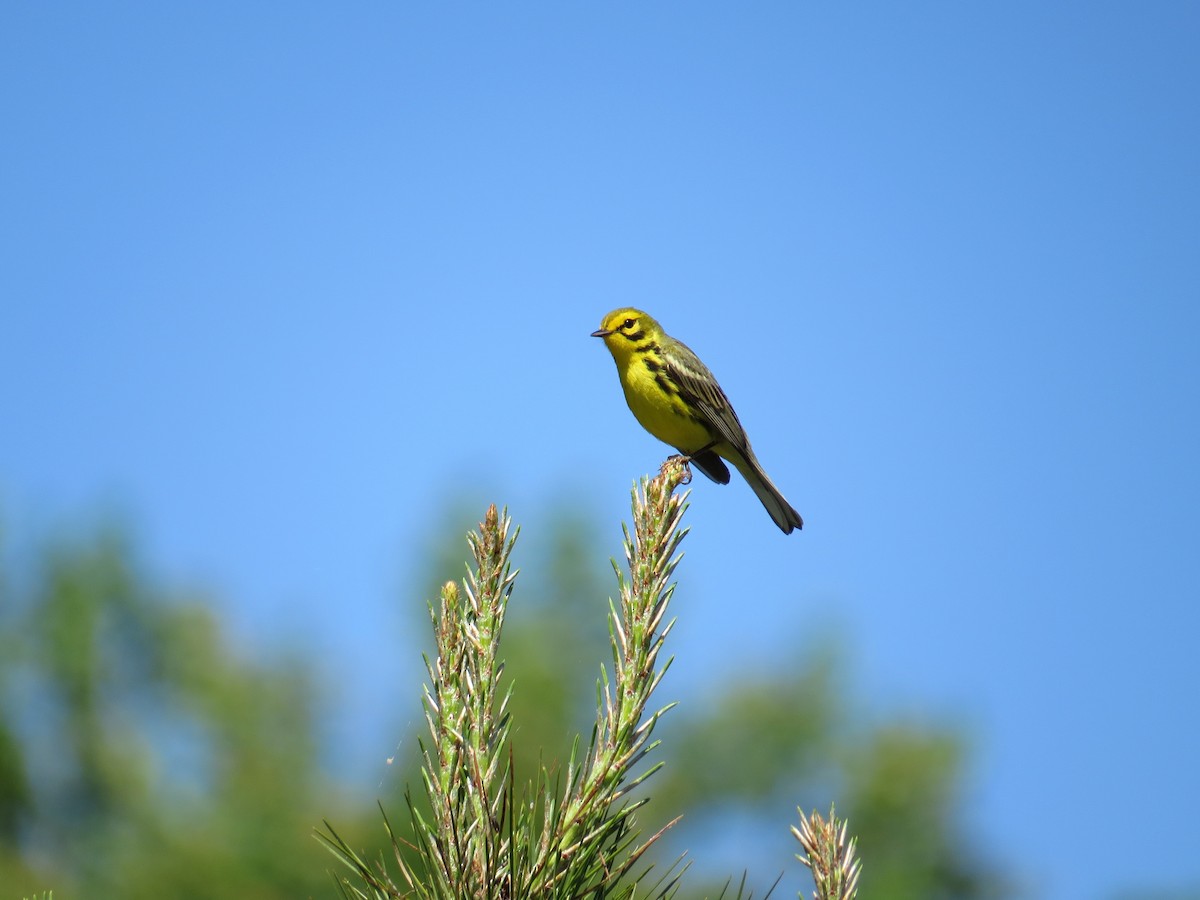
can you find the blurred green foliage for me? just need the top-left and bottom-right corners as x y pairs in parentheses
(0, 524), (347, 897)
(1, 504), (1007, 898)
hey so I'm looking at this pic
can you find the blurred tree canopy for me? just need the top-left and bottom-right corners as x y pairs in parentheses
(0, 524), (351, 897)
(1, 503), (1007, 898)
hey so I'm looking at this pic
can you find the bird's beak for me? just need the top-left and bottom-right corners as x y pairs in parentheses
(591, 328), (612, 338)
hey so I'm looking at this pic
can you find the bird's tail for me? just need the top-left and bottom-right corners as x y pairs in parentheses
(731, 451), (803, 534)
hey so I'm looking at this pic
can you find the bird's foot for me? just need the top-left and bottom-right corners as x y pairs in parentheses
(665, 453), (693, 484)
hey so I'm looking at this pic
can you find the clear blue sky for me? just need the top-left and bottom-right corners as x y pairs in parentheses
(3, 4), (1198, 897)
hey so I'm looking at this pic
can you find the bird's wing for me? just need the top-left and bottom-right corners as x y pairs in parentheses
(664, 341), (750, 453)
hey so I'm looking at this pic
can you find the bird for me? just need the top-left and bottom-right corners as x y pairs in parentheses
(592, 307), (803, 534)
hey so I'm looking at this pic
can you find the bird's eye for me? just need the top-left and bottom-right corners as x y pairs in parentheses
(622, 318), (636, 330)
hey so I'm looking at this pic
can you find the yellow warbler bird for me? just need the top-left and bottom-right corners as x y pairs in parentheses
(592, 308), (803, 534)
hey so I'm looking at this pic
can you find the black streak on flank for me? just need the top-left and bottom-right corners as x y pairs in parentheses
(643, 356), (662, 373)
(654, 374), (676, 398)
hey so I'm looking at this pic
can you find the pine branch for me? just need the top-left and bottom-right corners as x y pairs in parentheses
(415, 504), (517, 896)
(521, 457), (690, 897)
(320, 461), (691, 899)
(318, 459), (861, 900)
(792, 806), (862, 900)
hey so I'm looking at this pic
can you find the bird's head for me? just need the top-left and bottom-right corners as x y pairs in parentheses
(591, 308), (663, 359)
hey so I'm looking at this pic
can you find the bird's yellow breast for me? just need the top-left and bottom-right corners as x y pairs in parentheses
(615, 351), (713, 453)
